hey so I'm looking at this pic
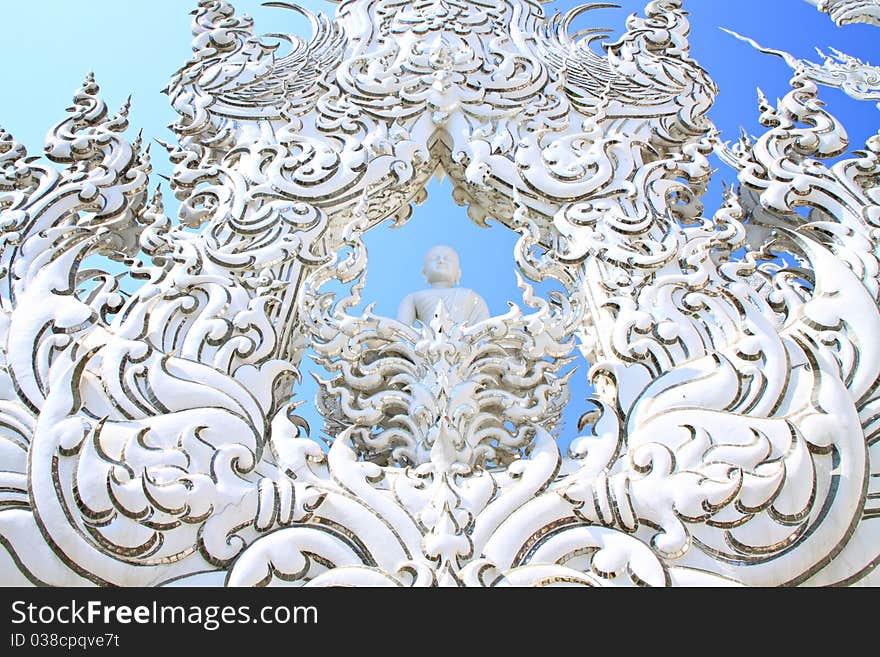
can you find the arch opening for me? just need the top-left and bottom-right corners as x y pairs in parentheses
(295, 175), (595, 459)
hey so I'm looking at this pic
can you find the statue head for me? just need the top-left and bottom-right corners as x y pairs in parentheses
(422, 245), (461, 288)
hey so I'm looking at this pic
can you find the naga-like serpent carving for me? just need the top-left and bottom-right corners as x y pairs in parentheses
(0, 0), (879, 586)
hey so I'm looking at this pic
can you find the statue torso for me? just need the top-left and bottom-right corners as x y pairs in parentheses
(406, 287), (489, 325)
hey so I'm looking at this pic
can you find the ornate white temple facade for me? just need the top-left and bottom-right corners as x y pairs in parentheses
(1, 0), (879, 586)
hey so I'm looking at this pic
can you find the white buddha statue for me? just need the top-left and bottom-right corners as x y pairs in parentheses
(397, 245), (490, 327)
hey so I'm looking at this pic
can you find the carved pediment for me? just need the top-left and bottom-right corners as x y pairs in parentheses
(0, 0), (879, 587)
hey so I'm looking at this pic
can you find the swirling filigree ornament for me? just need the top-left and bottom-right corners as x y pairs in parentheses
(0, 0), (879, 587)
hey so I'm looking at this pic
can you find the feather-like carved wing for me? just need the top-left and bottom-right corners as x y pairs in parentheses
(537, 1), (716, 139)
(169, 1), (347, 123)
(221, 3), (347, 114)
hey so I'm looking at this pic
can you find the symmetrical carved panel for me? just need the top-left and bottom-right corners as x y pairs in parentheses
(1, 0), (879, 586)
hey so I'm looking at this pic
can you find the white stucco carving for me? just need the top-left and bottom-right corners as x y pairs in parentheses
(805, 0), (880, 26)
(724, 28), (880, 109)
(0, 0), (879, 587)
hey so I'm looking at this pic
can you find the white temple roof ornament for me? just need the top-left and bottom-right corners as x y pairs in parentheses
(723, 28), (880, 110)
(0, 0), (879, 586)
(804, 0), (880, 26)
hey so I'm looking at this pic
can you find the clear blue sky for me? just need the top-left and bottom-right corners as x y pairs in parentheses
(1, 1), (876, 451)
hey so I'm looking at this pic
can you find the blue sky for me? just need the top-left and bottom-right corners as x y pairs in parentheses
(1, 1), (877, 451)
